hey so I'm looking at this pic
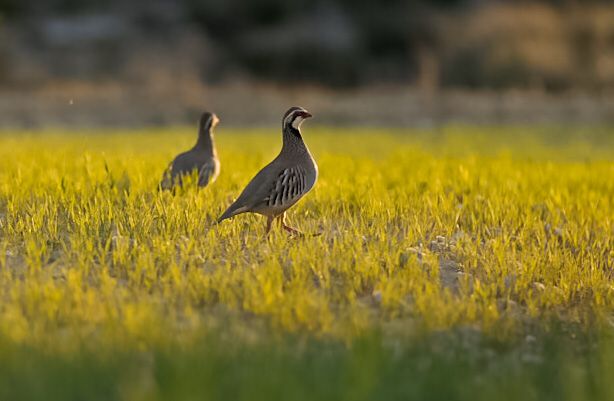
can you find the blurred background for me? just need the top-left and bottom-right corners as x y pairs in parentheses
(0, 0), (613, 127)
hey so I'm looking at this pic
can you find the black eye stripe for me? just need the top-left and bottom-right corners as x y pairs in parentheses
(285, 110), (305, 125)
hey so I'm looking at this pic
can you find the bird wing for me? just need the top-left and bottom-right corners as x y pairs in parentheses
(198, 161), (216, 187)
(219, 160), (307, 221)
(263, 166), (308, 207)
(160, 153), (192, 190)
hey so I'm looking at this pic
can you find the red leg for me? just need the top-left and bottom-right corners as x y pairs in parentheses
(281, 212), (303, 236)
(265, 216), (274, 236)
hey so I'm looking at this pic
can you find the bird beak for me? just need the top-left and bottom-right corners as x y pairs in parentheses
(301, 111), (313, 119)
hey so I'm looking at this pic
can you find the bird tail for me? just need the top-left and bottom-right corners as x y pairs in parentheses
(159, 166), (174, 192)
(217, 204), (247, 223)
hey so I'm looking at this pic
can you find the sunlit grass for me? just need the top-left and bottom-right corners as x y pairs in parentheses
(0, 125), (612, 399)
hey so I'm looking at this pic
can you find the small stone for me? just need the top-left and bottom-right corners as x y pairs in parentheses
(532, 282), (546, 292)
(429, 237), (447, 252)
(406, 246), (423, 261)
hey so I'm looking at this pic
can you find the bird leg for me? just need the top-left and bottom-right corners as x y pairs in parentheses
(278, 212), (303, 236)
(265, 216), (274, 236)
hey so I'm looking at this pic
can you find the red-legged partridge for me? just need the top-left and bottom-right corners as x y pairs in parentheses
(160, 112), (221, 190)
(218, 106), (317, 235)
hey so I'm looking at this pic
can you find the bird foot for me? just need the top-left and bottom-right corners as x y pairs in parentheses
(282, 225), (304, 237)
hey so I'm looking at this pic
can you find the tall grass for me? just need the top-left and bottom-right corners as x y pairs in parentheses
(0, 125), (612, 399)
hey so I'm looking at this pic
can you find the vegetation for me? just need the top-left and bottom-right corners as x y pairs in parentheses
(3, 1), (614, 90)
(0, 126), (612, 400)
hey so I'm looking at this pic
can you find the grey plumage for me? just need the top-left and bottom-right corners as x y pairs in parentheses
(160, 112), (221, 190)
(217, 106), (317, 234)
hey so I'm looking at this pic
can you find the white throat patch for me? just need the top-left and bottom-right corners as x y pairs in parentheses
(291, 116), (304, 129)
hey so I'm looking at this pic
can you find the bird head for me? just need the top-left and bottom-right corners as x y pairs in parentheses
(283, 107), (312, 130)
(199, 112), (220, 132)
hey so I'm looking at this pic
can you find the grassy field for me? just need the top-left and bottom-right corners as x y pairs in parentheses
(0, 125), (612, 400)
